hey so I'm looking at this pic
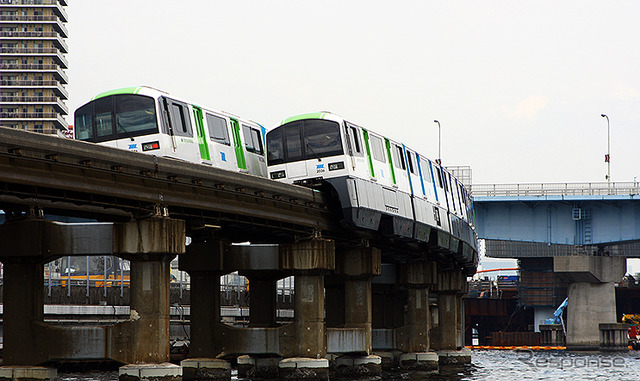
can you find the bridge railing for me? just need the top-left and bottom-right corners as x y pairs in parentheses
(471, 182), (640, 197)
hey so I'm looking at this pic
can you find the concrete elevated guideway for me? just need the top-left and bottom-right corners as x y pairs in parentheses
(0, 127), (476, 380)
(472, 182), (639, 351)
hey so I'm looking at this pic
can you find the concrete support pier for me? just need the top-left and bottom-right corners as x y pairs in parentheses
(555, 256), (626, 351)
(0, 217), (185, 373)
(278, 239), (334, 381)
(396, 261), (439, 370)
(329, 247), (382, 378)
(431, 270), (471, 365)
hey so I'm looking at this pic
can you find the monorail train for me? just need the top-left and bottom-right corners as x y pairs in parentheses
(265, 112), (477, 268)
(74, 86), (267, 177)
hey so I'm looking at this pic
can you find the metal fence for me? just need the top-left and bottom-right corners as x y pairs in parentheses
(25, 256), (295, 305)
(471, 181), (640, 197)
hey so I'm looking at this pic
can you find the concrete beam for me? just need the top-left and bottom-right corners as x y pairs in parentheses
(554, 256), (626, 283)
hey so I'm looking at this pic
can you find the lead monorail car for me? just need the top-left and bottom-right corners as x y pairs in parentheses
(74, 86), (267, 177)
(266, 112), (477, 268)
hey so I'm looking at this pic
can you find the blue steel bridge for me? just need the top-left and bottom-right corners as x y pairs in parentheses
(472, 181), (640, 258)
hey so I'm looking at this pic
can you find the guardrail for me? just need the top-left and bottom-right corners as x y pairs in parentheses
(471, 182), (640, 197)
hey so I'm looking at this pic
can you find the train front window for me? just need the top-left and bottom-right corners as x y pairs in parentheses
(74, 103), (93, 141)
(115, 95), (158, 138)
(267, 119), (343, 165)
(285, 122), (303, 161)
(73, 94), (158, 143)
(267, 128), (284, 165)
(304, 120), (343, 159)
(95, 97), (113, 139)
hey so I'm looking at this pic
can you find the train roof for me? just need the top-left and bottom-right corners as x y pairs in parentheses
(85, 86), (262, 128)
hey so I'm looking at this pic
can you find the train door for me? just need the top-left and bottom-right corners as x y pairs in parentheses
(344, 122), (368, 178)
(191, 105), (212, 164)
(242, 123), (267, 177)
(204, 111), (236, 171)
(391, 143), (409, 191)
(404, 148), (422, 197)
(161, 97), (200, 162)
(230, 117), (248, 171)
(419, 156), (437, 203)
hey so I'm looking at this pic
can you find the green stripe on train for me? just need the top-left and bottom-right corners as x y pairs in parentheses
(92, 87), (143, 100)
(280, 112), (327, 125)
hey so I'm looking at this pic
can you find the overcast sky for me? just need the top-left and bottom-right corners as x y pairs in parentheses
(66, 1), (640, 185)
(65, 1), (640, 274)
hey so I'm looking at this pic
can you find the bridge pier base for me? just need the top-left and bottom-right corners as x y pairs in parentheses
(395, 261), (439, 370)
(328, 247), (382, 378)
(555, 256), (626, 351)
(431, 270), (470, 365)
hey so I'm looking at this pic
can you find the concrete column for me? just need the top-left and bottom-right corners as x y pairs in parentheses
(554, 256), (626, 351)
(178, 239), (231, 380)
(278, 239), (334, 380)
(2, 259), (46, 365)
(565, 282), (617, 350)
(395, 261), (438, 370)
(189, 272), (221, 357)
(109, 218), (184, 365)
(431, 270), (471, 365)
(110, 254), (174, 364)
(248, 277), (278, 327)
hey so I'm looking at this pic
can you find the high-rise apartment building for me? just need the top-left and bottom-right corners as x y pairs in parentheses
(0, 0), (68, 135)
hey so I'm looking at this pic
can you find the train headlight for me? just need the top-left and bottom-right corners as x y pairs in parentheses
(142, 141), (160, 151)
(328, 161), (345, 171)
(270, 170), (286, 179)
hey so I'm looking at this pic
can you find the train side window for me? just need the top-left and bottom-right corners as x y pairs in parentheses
(243, 125), (263, 155)
(407, 151), (417, 174)
(370, 135), (386, 163)
(206, 113), (230, 145)
(421, 159), (432, 183)
(436, 167), (443, 188)
(169, 101), (192, 137)
(393, 145), (406, 170)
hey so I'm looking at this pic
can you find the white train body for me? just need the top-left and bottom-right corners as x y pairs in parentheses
(266, 112), (477, 269)
(74, 86), (267, 177)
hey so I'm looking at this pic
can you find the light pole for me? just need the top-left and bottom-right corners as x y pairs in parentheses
(601, 114), (610, 184)
(434, 120), (441, 165)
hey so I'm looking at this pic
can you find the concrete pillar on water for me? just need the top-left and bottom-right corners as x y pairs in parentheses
(431, 270), (471, 365)
(278, 239), (335, 381)
(395, 260), (439, 370)
(178, 240), (231, 381)
(329, 247), (382, 377)
(554, 256), (626, 351)
(110, 217), (186, 381)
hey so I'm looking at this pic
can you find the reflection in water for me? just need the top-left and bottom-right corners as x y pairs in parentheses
(58, 350), (640, 381)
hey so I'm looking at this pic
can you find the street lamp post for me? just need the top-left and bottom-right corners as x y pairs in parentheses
(434, 120), (441, 165)
(601, 114), (610, 184)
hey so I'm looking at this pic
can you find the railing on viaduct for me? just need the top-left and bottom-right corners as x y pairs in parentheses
(471, 182), (640, 197)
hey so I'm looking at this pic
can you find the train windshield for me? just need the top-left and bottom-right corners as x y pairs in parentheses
(267, 119), (343, 165)
(75, 94), (159, 142)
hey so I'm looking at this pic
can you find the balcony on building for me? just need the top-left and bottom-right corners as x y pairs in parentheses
(0, 111), (67, 131)
(0, 79), (69, 100)
(0, 62), (68, 84)
(0, 95), (68, 115)
(0, 13), (68, 38)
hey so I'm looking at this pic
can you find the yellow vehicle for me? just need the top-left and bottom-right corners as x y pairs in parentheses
(622, 314), (640, 350)
(56, 256), (130, 287)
